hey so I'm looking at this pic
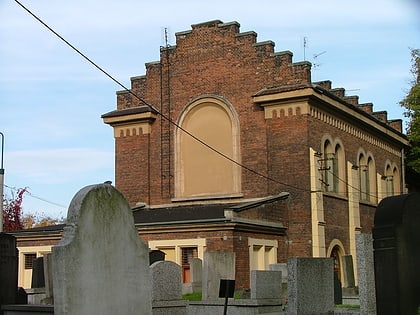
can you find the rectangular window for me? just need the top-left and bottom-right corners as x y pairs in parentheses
(248, 238), (278, 271)
(24, 253), (37, 270)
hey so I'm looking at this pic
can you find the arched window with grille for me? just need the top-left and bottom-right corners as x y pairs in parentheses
(321, 137), (345, 194)
(359, 151), (376, 202)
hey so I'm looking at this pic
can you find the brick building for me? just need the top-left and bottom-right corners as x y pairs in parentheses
(14, 20), (408, 290)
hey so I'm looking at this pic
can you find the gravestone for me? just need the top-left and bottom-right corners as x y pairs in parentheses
(31, 257), (45, 288)
(356, 233), (376, 315)
(250, 270), (282, 300)
(341, 255), (355, 289)
(0, 233), (18, 306)
(373, 193), (420, 315)
(149, 250), (166, 265)
(150, 260), (186, 315)
(43, 253), (54, 304)
(202, 252), (235, 301)
(269, 263), (288, 305)
(333, 272), (342, 305)
(287, 257), (334, 315)
(190, 258), (202, 293)
(52, 184), (152, 315)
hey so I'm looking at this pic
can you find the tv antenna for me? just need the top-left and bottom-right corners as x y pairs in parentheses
(313, 51), (326, 69)
(303, 36), (308, 61)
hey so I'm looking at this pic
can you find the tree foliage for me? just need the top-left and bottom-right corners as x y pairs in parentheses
(400, 48), (420, 173)
(22, 213), (60, 229)
(2, 187), (26, 232)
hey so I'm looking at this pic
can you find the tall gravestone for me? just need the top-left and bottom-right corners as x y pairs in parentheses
(202, 252), (235, 301)
(356, 233), (376, 315)
(287, 257), (334, 315)
(373, 193), (420, 315)
(0, 233), (18, 306)
(52, 184), (152, 315)
(190, 258), (202, 293)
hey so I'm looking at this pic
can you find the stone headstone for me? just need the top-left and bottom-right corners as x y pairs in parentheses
(333, 272), (342, 305)
(287, 257), (334, 315)
(269, 263), (288, 305)
(342, 255), (355, 289)
(52, 184), (152, 315)
(250, 270), (282, 300)
(202, 252), (235, 301)
(0, 233), (18, 306)
(31, 257), (45, 288)
(356, 233), (376, 315)
(43, 253), (54, 304)
(373, 193), (420, 315)
(150, 260), (182, 301)
(150, 260), (186, 315)
(190, 258), (202, 293)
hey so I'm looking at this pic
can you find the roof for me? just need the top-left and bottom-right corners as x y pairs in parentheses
(11, 193), (290, 235)
(101, 105), (156, 118)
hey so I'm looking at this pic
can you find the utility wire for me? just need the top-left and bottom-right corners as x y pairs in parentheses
(15, 1), (400, 200)
(14, 0), (308, 194)
(4, 184), (67, 209)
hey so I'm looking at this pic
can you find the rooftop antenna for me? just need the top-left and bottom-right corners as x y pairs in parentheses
(313, 51), (326, 69)
(303, 36), (308, 61)
(161, 27), (171, 48)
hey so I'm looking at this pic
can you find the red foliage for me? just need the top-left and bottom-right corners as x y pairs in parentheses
(3, 187), (27, 232)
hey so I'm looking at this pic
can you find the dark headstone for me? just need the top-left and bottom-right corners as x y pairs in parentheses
(0, 233), (18, 306)
(373, 193), (420, 315)
(31, 257), (45, 288)
(149, 250), (165, 265)
(333, 272), (342, 305)
(16, 287), (28, 304)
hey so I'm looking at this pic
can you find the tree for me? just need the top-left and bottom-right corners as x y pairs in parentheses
(400, 48), (420, 173)
(22, 212), (60, 229)
(2, 187), (26, 232)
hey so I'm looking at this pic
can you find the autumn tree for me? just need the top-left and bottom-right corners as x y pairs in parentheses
(22, 212), (60, 229)
(400, 48), (420, 173)
(2, 187), (26, 232)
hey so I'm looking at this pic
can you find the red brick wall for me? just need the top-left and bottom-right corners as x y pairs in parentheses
(115, 21), (311, 206)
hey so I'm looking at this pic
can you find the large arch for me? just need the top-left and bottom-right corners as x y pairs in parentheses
(174, 96), (241, 199)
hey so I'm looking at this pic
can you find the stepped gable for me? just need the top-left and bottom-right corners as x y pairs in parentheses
(110, 20), (311, 112)
(312, 80), (403, 133)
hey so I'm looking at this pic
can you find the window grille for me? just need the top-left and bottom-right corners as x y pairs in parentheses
(24, 253), (37, 270)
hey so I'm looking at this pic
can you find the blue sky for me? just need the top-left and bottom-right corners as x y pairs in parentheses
(1, 0), (419, 219)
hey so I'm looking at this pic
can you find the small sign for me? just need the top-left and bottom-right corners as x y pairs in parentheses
(219, 279), (235, 298)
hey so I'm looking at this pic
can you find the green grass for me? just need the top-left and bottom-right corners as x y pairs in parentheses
(182, 292), (202, 301)
(335, 304), (360, 309)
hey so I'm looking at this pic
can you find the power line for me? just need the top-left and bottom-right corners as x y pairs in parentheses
(4, 184), (67, 209)
(14, 0), (308, 194)
(14, 1), (402, 202)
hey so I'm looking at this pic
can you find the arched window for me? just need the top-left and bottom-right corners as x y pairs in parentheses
(323, 139), (335, 192)
(359, 151), (376, 202)
(385, 164), (393, 197)
(321, 137), (345, 194)
(359, 153), (368, 201)
(392, 166), (401, 195)
(175, 96), (241, 199)
(384, 163), (400, 196)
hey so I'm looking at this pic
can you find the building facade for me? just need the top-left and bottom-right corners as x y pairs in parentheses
(15, 20), (408, 289)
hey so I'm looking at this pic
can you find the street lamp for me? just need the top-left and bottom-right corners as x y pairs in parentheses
(0, 132), (4, 232)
